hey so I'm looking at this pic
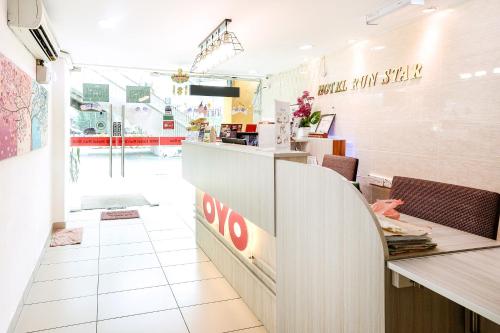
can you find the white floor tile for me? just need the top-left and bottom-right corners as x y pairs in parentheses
(79, 228), (100, 247)
(27, 276), (98, 304)
(65, 220), (100, 229)
(100, 224), (149, 245)
(68, 210), (101, 221)
(144, 221), (188, 232)
(98, 268), (167, 294)
(99, 242), (153, 258)
(153, 238), (197, 252)
(35, 260), (98, 282)
(15, 296), (97, 333)
(100, 218), (143, 227)
(170, 278), (239, 307)
(148, 229), (193, 241)
(139, 208), (180, 221)
(41, 247), (99, 264)
(235, 326), (268, 333)
(157, 249), (209, 266)
(164, 262), (222, 284)
(98, 285), (177, 320)
(181, 299), (261, 333)
(99, 253), (159, 274)
(184, 220), (196, 232)
(37, 322), (97, 333)
(97, 309), (188, 333)
(141, 215), (183, 225)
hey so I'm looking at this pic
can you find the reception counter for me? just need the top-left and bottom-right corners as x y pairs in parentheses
(182, 141), (500, 333)
(182, 141), (307, 332)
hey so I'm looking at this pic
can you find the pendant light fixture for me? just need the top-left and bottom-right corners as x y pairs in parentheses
(171, 68), (190, 96)
(191, 19), (244, 73)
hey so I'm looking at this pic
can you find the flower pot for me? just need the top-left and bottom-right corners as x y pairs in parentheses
(297, 127), (311, 138)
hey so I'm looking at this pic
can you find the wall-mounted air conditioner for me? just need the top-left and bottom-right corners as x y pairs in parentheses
(7, 0), (60, 62)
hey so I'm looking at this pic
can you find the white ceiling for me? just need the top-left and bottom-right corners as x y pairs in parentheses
(44, 0), (462, 76)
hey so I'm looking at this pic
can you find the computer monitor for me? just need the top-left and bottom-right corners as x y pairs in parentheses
(221, 137), (247, 145)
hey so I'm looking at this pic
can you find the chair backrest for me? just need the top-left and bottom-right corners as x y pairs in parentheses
(321, 155), (359, 182)
(390, 176), (500, 239)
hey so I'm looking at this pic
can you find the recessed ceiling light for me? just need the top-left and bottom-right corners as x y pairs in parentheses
(493, 67), (500, 74)
(371, 45), (385, 51)
(98, 18), (119, 29)
(299, 44), (313, 50)
(474, 70), (487, 77)
(459, 73), (472, 79)
(422, 6), (438, 13)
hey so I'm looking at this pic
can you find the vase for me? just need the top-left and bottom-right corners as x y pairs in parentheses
(297, 127), (311, 138)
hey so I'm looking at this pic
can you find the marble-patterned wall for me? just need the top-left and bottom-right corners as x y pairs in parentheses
(263, 0), (500, 193)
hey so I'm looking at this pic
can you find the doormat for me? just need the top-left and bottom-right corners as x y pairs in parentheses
(101, 209), (140, 220)
(81, 194), (150, 210)
(50, 228), (83, 247)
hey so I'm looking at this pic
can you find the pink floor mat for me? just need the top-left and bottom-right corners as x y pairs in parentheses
(101, 209), (140, 220)
(50, 228), (83, 247)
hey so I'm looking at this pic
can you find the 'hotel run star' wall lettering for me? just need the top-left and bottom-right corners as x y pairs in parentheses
(317, 64), (423, 96)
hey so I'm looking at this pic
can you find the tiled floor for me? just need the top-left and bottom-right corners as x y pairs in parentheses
(14, 205), (266, 333)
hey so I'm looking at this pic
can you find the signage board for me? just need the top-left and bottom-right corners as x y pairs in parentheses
(163, 120), (175, 130)
(164, 105), (173, 116)
(317, 63), (423, 96)
(83, 83), (109, 103)
(126, 86), (151, 103)
(70, 136), (185, 147)
(80, 103), (102, 111)
(190, 85), (239, 97)
(274, 100), (291, 150)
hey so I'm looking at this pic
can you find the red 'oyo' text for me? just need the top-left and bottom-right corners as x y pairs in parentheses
(202, 193), (248, 251)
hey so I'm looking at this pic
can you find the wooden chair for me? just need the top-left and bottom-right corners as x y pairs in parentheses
(321, 154), (359, 182)
(390, 176), (500, 239)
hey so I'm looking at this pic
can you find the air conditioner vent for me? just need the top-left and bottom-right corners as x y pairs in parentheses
(8, 0), (61, 62)
(29, 26), (58, 61)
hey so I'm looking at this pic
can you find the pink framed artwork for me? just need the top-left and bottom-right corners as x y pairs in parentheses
(0, 52), (48, 161)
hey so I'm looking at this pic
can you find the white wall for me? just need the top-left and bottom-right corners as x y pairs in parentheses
(0, 0), (53, 330)
(263, 0), (500, 194)
(51, 59), (69, 223)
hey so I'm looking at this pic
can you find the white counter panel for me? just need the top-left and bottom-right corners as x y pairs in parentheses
(183, 141), (307, 235)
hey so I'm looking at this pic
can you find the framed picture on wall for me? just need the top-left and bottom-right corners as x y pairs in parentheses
(315, 114), (336, 135)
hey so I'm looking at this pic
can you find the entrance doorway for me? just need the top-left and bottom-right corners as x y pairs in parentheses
(67, 66), (260, 212)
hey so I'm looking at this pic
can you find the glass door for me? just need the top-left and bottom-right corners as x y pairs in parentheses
(68, 65), (238, 211)
(110, 105), (125, 178)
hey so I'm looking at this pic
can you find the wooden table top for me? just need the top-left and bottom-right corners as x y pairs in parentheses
(388, 247), (500, 325)
(387, 214), (500, 260)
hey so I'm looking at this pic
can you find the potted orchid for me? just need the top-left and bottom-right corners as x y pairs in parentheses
(293, 91), (321, 138)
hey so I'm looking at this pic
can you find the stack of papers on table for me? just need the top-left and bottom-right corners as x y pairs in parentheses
(377, 215), (437, 255)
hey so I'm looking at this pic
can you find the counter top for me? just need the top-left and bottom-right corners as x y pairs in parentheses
(388, 214), (500, 260)
(388, 247), (500, 325)
(182, 140), (308, 159)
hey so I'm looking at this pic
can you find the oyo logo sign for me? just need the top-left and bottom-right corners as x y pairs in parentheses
(202, 193), (248, 251)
